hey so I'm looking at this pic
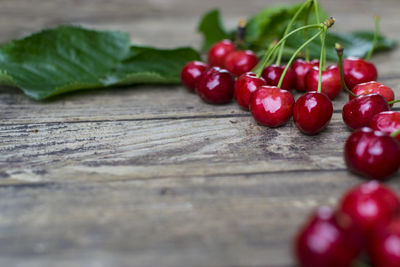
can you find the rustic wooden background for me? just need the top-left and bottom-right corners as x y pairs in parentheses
(0, 0), (400, 266)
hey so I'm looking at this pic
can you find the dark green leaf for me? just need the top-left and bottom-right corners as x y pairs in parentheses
(197, 9), (230, 51)
(0, 25), (131, 100)
(0, 26), (200, 100)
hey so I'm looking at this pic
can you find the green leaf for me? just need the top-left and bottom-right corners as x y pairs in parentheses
(197, 3), (396, 63)
(0, 25), (131, 100)
(197, 9), (230, 51)
(104, 46), (200, 86)
(0, 25), (200, 100)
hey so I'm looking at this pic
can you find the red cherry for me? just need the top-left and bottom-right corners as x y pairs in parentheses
(370, 111), (400, 142)
(197, 67), (235, 105)
(292, 59), (319, 92)
(342, 93), (390, 130)
(369, 215), (400, 267)
(180, 61), (208, 92)
(344, 127), (400, 180)
(350, 81), (394, 106)
(249, 85), (295, 127)
(338, 181), (400, 236)
(295, 206), (363, 267)
(343, 57), (378, 89)
(261, 64), (296, 91)
(224, 50), (258, 77)
(305, 65), (342, 100)
(234, 72), (266, 110)
(293, 92), (333, 135)
(207, 40), (236, 68)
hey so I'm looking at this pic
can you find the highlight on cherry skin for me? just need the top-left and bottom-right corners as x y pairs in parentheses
(261, 64), (296, 91)
(343, 56), (378, 89)
(224, 50), (258, 77)
(349, 81), (394, 104)
(305, 65), (342, 100)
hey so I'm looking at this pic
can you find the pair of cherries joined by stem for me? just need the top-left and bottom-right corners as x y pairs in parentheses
(296, 181), (400, 267)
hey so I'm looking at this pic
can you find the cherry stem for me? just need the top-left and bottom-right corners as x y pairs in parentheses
(389, 99), (400, 105)
(304, 1), (313, 62)
(390, 128), (400, 138)
(317, 27), (326, 93)
(236, 18), (246, 49)
(278, 30), (322, 88)
(312, 0), (320, 24)
(276, 0), (312, 66)
(365, 16), (380, 61)
(335, 43), (357, 96)
(254, 23), (323, 78)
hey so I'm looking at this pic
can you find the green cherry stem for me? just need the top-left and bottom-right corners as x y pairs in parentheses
(389, 99), (400, 105)
(304, 1), (313, 61)
(335, 43), (357, 96)
(365, 15), (380, 61)
(317, 27), (326, 93)
(313, 0), (321, 24)
(276, 0), (312, 66)
(277, 30), (322, 88)
(390, 128), (400, 138)
(254, 23), (323, 78)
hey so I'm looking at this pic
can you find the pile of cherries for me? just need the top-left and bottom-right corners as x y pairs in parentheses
(295, 181), (400, 267)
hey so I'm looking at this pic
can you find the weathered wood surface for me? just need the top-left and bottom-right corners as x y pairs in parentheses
(1, 0), (400, 266)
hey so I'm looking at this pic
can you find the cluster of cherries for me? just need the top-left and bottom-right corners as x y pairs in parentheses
(295, 181), (400, 267)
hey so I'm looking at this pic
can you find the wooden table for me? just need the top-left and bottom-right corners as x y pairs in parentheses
(1, 0), (399, 266)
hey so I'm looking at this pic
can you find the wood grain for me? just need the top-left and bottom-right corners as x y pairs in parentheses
(1, 0), (400, 266)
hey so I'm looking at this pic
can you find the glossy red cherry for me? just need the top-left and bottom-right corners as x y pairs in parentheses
(180, 61), (208, 92)
(305, 65), (342, 100)
(207, 40), (236, 68)
(338, 181), (400, 236)
(369, 215), (400, 267)
(234, 72), (266, 110)
(261, 64), (296, 91)
(224, 50), (258, 77)
(344, 127), (400, 180)
(350, 81), (394, 105)
(343, 57), (378, 89)
(249, 85), (295, 127)
(293, 92), (333, 135)
(295, 206), (363, 267)
(342, 93), (390, 130)
(291, 59), (319, 92)
(370, 111), (400, 141)
(197, 67), (235, 105)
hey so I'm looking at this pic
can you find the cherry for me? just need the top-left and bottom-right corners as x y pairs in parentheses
(224, 50), (258, 77)
(293, 92), (333, 135)
(344, 127), (400, 180)
(197, 67), (235, 105)
(338, 181), (400, 236)
(343, 57), (378, 89)
(305, 65), (342, 100)
(350, 81), (394, 105)
(180, 61), (208, 92)
(207, 39), (236, 68)
(261, 64), (296, 91)
(369, 215), (400, 267)
(249, 85), (294, 127)
(342, 93), (390, 130)
(291, 59), (320, 92)
(370, 111), (400, 141)
(234, 72), (266, 110)
(295, 206), (363, 267)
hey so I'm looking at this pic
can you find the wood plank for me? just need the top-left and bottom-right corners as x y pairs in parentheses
(1, 76), (399, 125)
(1, 171), (398, 267)
(2, 113), (399, 184)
